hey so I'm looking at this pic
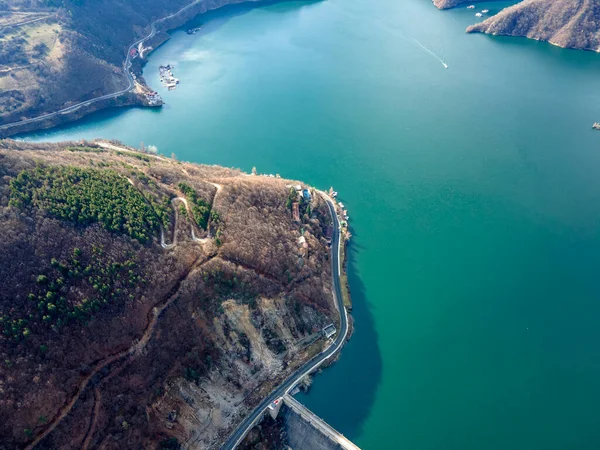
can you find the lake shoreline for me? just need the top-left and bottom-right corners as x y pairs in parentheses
(0, 0), (292, 139)
(14, 2), (600, 447)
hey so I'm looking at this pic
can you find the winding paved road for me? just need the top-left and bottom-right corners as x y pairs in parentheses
(0, 0), (205, 133)
(220, 194), (349, 450)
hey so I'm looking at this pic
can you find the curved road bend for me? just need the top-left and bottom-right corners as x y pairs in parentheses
(221, 194), (349, 450)
(0, 0), (206, 132)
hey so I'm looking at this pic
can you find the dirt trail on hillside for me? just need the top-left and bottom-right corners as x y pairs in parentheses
(81, 388), (102, 450)
(25, 254), (206, 449)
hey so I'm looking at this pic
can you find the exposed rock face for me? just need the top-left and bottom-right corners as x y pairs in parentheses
(466, 0), (600, 51)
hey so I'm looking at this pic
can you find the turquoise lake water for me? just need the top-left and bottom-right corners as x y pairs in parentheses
(21, 0), (600, 448)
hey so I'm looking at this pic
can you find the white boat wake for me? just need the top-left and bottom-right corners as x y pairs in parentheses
(410, 38), (448, 69)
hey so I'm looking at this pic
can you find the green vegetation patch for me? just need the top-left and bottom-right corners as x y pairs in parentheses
(199, 265), (258, 308)
(178, 182), (212, 229)
(285, 187), (297, 210)
(114, 150), (152, 162)
(66, 146), (104, 153)
(1, 246), (143, 341)
(9, 165), (163, 243)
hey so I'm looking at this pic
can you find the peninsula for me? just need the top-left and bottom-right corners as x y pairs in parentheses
(466, 0), (600, 52)
(0, 140), (351, 449)
(433, 0), (600, 53)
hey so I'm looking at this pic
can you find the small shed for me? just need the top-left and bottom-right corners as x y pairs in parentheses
(323, 323), (336, 339)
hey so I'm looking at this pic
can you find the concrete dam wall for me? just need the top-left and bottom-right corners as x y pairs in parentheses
(280, 395), (360, 450)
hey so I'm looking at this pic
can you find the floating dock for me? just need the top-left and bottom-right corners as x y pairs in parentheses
(159, 64), (180, 91)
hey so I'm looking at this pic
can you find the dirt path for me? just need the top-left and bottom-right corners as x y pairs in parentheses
(25, 253), (206, 449)
(101, 142), (221, 245)
(173, 197), (204, 242)
(81, 388), (102, 450)
(161, 197), (205, 247)
(163, 182), (222, 246)
(96, 141), (168, 161)
(0, 14), (55, 29)
(0, 63), (35, 73)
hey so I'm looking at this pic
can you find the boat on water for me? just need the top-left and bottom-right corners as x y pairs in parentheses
(475, 12), (483, 17)
(481, 9), (489, 13)
(186, 26), (203, 35)
(159, 64), (180, 90)
(467, 5), (475, 9)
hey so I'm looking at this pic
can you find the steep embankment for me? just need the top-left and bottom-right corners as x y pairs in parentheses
(466, 0), (600, 51)
(0, 140), (341, 449)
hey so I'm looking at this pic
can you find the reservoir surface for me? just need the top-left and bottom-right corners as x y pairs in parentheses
(21, 0), (600, 448)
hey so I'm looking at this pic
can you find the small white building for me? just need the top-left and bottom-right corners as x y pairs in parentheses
(268, 398), (282, 411)
(323, 324), (337, 339)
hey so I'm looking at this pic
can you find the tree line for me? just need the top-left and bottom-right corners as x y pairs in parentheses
(9, 165), (166, 243)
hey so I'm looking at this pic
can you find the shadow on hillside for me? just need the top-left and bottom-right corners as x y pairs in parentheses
(298, 231), (383, 442)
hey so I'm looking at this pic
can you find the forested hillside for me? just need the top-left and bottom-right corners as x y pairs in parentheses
(0, 140), (337, 449)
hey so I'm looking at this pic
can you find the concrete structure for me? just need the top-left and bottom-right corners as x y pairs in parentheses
(281, 395), (360, 450)
(267, 397), (283, 419)
(145, 92), (163, 106)
(323, 323), (336, 339)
